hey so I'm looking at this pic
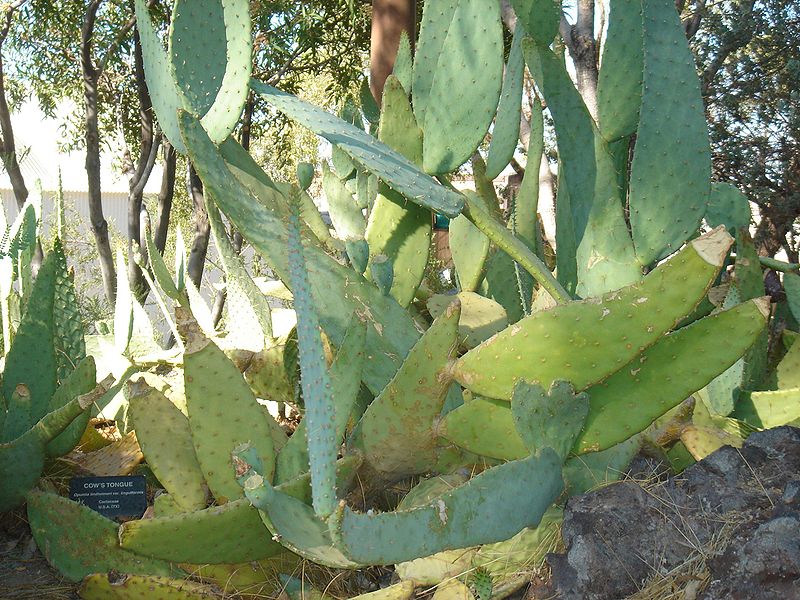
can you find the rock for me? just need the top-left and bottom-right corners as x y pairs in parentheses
(546, 426), (800, 599)
(703, 514), (800, 599)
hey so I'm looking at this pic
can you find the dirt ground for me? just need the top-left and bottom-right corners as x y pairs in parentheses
(0, 508), (79, 600)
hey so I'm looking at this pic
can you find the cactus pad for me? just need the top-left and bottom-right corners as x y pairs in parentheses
(358, 298), (461, 476)
(119, 498), (282, 563)
(453, 228), (733, 399)
(574, 298), (769, 453)
(365, 75), (430, 307)
(26, 490), (177, 582)
(511, 380), (589, 461)
(128, 381), (208, 512)
(415, 0), (503, 174)
(329, 449), (563, 565)
(248, 81), (464, 218)
(79, 574), (218, 600)
(183, 329), (276, 502)
(628, 0), (711, 264)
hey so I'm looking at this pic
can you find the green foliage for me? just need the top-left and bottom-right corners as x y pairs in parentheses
(21, 3), (800, 599)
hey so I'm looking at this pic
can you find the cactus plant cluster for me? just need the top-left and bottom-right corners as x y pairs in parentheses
(12, 0), (800, 599)
(0, 195), (107, 512)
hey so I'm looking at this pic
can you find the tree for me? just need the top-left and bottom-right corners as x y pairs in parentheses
(691, 0), (800, 261)
(2, 0), (371, 307)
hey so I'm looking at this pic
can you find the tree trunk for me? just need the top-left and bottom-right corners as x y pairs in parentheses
(82, 0), (116, 304)
(127, 28), (155, 299)
(154, 142), (176, 254)
(570, 0), (599, 119)
(370, 0), (416, 104)
(0, 54), (27, 211)
(186, 163), (210, 290)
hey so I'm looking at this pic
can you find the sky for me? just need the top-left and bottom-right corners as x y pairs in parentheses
(0, 100), (163, 195)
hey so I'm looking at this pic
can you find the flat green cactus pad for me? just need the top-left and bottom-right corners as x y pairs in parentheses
(248, 81), (464, 218)
(453, 228), (733, 399)
(128, 381), (208, 512)
(511, 0), (560, 45)
(1, 390), (95, 512)
(563, 436), (642, 496)
(449, 194), (491, 293)
(511, 381), (588, 462)
(45, 356), (97, 457)
(485, 25), (525, 180)
(275, 318), (366, 485)
(119, 498), (282, 564)
(628, 0), (711, 265)
(783, 272), (800, 323)
(52, 237), (86, 385)
(365, 75), (430, 307)
(735, 388), (800, 429)
(706, 183), (752, 235)
(79, 573), (218, 600)
(439, 396), (526, 461)
(574, 298), (769, 453)
(427, 292), (508, 350)
(524, 41), (639, 297)
(358, 298), (461, 476)
(2, 248), (58, 433)
(596, 0), (643, 141)
(415, 0), (504, 174)
(183, 330), (277, 503)
(329, 449), (563, 565)
(135, 0), (186, 151)
(207, 196), (272, 350)
(26, 491), (177, 582)
(242, 473), (360, 568)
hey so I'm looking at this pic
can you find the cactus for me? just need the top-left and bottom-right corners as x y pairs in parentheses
(511, 381), (589, 462)
(485, 25), (525, 181)
(44, 0), (792, 592)
(364, 75), (430, 307)
(427, 291), (508, 350)
(79, 574), (219, 600)
(449, 193), (491, 293)
(26, 490), (179, 582)
(0, 231), (93, 510)
(284, 196), (339, 517)
(628, 0), (711, 264)
(181, 312), (277, 503)
(328, 448), (563, 565)
(453, 227), (732, 399)
(706, 183), (752, 235)
(207, 195), (273, 349)
(249, 81), (464, 218)
(179, 111), (421, 395)
(524, 40), (639, 297)
(357, 297), (461, 476)
(135, 0), (251, 152)
(574, 298), (769, 452)
(119, 498), (282, 564)
(127, 381), (208, 512)
(274, 315), (366, 484)
(596, 0), (643, 141)
(393, 32), (413, 94)
(413, 0), (503, 174)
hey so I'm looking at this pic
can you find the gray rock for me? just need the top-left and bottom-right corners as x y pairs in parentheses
(546, 426), (800, 600)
